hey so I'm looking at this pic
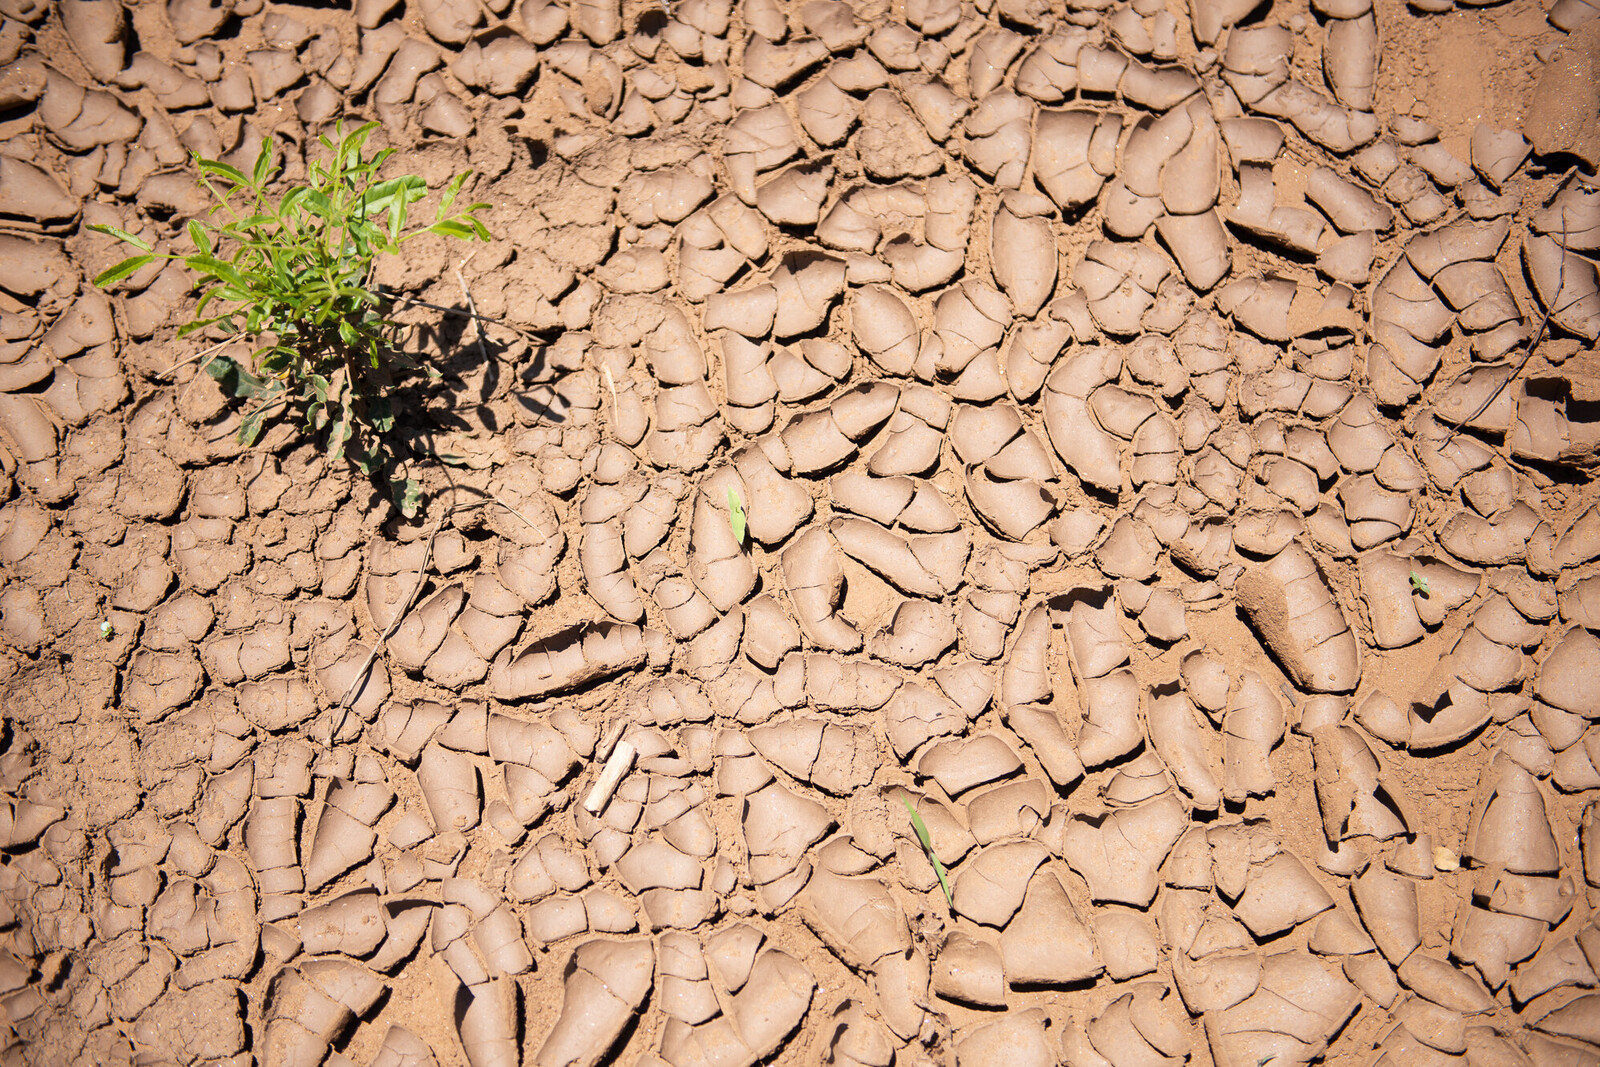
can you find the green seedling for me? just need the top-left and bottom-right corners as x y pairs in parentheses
(92, 120), (491, 517)
(727, 488), (747, 546)
(1409, 569), (1430, 597)
(901, 798), (953, 908)
(100, 620), (115, 640)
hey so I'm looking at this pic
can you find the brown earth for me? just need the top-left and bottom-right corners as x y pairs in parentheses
(1, 0), (1600, 1063)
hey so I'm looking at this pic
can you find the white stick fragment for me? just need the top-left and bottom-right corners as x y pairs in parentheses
(583, 739), (637, 814)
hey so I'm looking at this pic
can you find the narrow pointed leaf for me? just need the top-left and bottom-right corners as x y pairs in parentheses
(196, 158), (250, 187)
(727, 489), (746, 545)
(88, 224), (154, 252)
(251, 137), (273, 187)
(92, 255), (155, 287)
(902, 799), (953, 908)
(186, 219), (212, 256)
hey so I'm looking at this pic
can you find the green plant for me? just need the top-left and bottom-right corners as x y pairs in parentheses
(91, 121), (490, 516)
(727, 488), (747, 546)
(902, 798), (952, 908)
(1409, 569), (1430, 597)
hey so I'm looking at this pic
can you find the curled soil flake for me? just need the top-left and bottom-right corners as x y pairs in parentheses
(535, 939), (654, 1067)
(1464, 754), (1562, 875)
(1234, 544), (1361, 693)
(1061, 793), (1188, 906)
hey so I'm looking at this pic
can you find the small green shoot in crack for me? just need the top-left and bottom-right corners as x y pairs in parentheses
(727, 489), (747, 546)
(902, 798), (952, 909)
(1410, 569), (1430, 597)
(100, 620), (115, 640)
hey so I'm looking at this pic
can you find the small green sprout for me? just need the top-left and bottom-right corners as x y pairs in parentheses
(90, 120), (491, 517)
(100, 620), (115, 640)
(1409, 569), (1430, 597)
(727, 488), (747, 546)
(901, 798), (953, 908)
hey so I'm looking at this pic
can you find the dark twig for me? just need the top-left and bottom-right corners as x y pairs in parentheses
(1443, 170), (1576, 443)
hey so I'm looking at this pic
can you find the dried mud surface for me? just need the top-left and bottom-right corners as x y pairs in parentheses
(2, 0), (1600, 1063)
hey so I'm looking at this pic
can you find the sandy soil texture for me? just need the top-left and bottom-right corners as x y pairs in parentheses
(2, 0), (1600, 1062)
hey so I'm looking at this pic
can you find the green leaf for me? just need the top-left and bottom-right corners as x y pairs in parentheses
(196, 158), (250, 188)
(727, 489), (746, 546)
(902, 799), (953, 908)
(1409, 569), (1430, 597)
(205, 355), (268, 399)
(339, 120), (379, 161)
(326, 423), (349, 464)
(393, 475), (421, 519)
(279, 186), (309, 218)
(438, 171), (469, 215)
(368, 398), (395, 435)
(221, 211), (277, 234)
(386, 201), (405, 246)
(252, 137), (273, 188)
(92, 254), (155, 288)
(186, 219), (212, 256)
(88, 224), (154, 252)
(425, 218), (480, 240)
(237, 403), (270, 446)
(188, 255), (253, 292)
(299, 189), (336, 220)
(362, 175), (427, 216)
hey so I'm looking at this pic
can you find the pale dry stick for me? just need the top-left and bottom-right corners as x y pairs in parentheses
(174, 336), (283, 408)
(454, 268), (490, 368)
(595, 719), (628, 763)
(453, 252), (491, 368)
(602, 364), (619, 421)
(334, 493), (539, 710)
(583, 739), (637, 814)
(157, 335), (238, 379)
(1442, 171), (1576, 444)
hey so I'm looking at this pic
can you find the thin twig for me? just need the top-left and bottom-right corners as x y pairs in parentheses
(335, 494), (539, 710)
(376, 286), (541, 339)
(602, 364), (619, 420)
(454, 260), (490, 366)
(583, 740), (637, 814)
(1442, 171), (1576, 444)
(158, 336), (236, 379)
(1441, 283), (1558, 444)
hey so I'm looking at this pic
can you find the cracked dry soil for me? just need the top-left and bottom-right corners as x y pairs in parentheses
(2, 0), (1600, 1063)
